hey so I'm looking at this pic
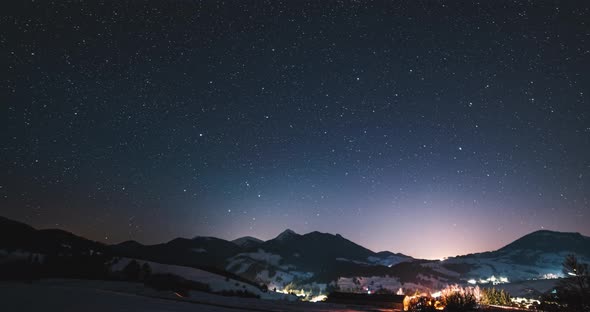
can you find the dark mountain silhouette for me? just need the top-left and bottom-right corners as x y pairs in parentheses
(496, 230), (590, 256)
(111, 236), (242, 268)
(0, 216), (106, 256)
(0, 216), (37, 250)
(258, 230), (376, 271)
(454, 230), (590, 265)
(439, 230), (590, 281)
(0, 217), (111, 280)
(2, 216), (589, 287)
(115, 240), (144, 249)
(272, 229), (299, 241)
(225, 229), (424, 284)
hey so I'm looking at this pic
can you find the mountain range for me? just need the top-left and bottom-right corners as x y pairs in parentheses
(1, 216), (589, 293)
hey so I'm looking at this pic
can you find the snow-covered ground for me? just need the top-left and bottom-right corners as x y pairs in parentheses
(493, 279), (559, 298)
(225, 250), (314, 291)
(426, 250), (574, 283)
(112, 257), (291, 300)
(0, 249), (45, 263)
(0, 279), (401, 312)
(337, 273), (450, 294)
(337, 275), (403, 292)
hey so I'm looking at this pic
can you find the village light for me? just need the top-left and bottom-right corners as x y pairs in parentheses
(309, 295), (327, 302)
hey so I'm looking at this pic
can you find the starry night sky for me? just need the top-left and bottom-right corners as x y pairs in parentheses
(2, 1), (589, 259)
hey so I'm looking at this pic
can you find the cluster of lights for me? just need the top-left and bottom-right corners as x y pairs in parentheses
(275, 288), (307, 297)
(404, 293), (445, 311)
(539, 273), (560, 280)
(274, 288), (327, 302)
(309, 295), (327, 302)
(467, 275), (508, 285)
(289, 282), (542, 312)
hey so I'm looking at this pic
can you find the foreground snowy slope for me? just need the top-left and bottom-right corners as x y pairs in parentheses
(111, 257), (293, 300)
(0, 280), (399, 312)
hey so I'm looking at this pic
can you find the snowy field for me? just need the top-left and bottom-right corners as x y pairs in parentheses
(111, 257), (293, 300)
(0, 279), (401, 312)
(494, 278), (559, 297)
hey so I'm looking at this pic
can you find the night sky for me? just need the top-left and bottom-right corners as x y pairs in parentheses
(2, 1), (589, 259)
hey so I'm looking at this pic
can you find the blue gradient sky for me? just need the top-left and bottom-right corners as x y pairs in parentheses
(2, 1), (589, 259)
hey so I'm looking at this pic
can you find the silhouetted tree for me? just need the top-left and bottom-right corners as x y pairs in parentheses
(325, 282), (339, 294)
(122, 260), (141, 281)
(538, 293), (561, 312)
(481, 287), (511, 306)
(408, 296), (436, 312)
(557, 254), (590, 311)
(443, 291), (476, 312)
(141, 262), (152, 280)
